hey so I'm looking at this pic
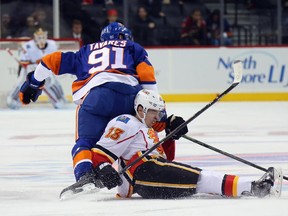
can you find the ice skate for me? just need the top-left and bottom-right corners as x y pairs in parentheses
(251, 167), (275, 198)
(249, 167), (283, 198)
(59, 171), (103, 200)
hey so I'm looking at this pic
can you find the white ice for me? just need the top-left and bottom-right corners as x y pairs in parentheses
(0, 101), (287, 216)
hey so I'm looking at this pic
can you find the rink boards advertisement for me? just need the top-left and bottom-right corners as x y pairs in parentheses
(148, 46), (288, 101)
(0, 46), (287, 102)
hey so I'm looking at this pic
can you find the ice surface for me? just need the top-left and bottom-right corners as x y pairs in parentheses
(0, 102), (287, 216)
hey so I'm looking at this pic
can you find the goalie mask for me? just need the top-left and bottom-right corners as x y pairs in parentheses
(34, 28), (48, 49)
(134, 89), (165, 125)
(100, 22), (133, 41)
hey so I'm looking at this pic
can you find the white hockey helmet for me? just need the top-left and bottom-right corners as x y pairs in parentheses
(134, 89), (165, 123)
(34, 28), (47, 49)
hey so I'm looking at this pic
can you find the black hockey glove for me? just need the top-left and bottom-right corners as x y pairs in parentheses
(95, 163), (123, 190)
(165, 114), (188, 140)
(19, 71), (45, 105)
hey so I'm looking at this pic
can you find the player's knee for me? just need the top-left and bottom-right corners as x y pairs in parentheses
(71, 138), (96, 157)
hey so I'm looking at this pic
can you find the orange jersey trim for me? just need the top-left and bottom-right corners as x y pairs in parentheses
(73, 149), (92, 168)
(136, 62), (156, 83)
(72, 73), (95, 93)
(41, 52), (62, 75)
(19, 92), (26, 105)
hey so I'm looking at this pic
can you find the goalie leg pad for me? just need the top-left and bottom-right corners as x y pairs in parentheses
(6, 67), (27, 109)
(44, 76), (65, 109)
(6, 86), (22, 109)
(133, 158), (201, 199)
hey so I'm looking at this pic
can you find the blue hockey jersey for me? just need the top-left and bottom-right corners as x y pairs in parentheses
(35, 40), (157, 103)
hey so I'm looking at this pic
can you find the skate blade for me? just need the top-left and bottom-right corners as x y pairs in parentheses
(269, 167), (283, 198)
(60, 183), (100, 201)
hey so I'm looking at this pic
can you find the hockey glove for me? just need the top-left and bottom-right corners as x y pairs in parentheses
(165, 115), (188, 140)
(95, 163), (123, 190)
(19, 71), (45, 105)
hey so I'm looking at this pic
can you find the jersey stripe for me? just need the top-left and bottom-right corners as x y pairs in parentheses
(222, 174), (239, 197)
(92, 144), (119, 163)
(41, 52), (62, 75)
(71, 69), (139, 93)
(117, 133), (137, 144)
(73, 149), (92, 168)
(136, 62), (156, 83)
(135, 180), (197, 189)
(139, 130), (149, 149)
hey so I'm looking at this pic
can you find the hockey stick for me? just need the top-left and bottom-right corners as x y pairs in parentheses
(6, 48), (30, 68)
(119, 60), (243, 175)
(182, 135), (288, 181)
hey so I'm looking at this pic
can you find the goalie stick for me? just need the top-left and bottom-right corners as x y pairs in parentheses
(182, 134), (288, 181)
(6, 48), (33, 69)
(119, 60), (243, 175)
(59, 60), (243, 199)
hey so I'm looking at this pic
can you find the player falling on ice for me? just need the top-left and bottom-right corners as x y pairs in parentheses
(18, 22), (185, 184)
(61, 89), (280, 199)
(6, 28), (65, 109)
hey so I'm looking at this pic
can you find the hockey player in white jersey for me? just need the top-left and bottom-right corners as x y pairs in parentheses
(6, 28), (65, 109)
(66, 89), (279, 199)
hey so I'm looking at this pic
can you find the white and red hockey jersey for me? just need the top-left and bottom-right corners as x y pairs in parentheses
(91, 114), (166, 197)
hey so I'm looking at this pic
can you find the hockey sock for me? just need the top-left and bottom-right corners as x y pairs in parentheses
(196, 170), (251, 197)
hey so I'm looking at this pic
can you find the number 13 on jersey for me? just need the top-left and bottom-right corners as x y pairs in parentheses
(105, 127), (125, 141)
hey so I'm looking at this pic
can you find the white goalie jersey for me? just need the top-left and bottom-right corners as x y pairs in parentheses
(20, 39), (58, 65)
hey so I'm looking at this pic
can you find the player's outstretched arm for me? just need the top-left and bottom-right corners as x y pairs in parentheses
(19, 71), (45, 104)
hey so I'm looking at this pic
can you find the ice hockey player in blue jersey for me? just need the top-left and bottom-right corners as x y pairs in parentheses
(19, 22), (159, 181)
